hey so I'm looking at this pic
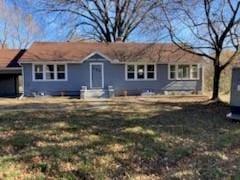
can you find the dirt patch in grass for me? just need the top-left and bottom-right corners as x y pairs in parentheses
(0, 96), (239, 179)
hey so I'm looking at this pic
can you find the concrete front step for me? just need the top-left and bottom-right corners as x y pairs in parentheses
(80, 86), (115, 99)
(82, 89), (108, 98)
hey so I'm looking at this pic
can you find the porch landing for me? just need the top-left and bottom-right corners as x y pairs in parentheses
(80, 86), (114, 99)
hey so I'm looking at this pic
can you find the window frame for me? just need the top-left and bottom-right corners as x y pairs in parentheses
(45, 64), (55, 80)
(136, 64), (145, 79)
(146, 64), (155, 79)
(191, 64), (199, 79)
(56, 64), (67, 80)
(168, 64), (200, 80)
(32, 63), (68, 81)
(125, 63), (157, 81)
(169, 64), (177, 80)
(177, 64), (191, 80)
(126, 64), (135, 80)
(34, 64), (44, 80)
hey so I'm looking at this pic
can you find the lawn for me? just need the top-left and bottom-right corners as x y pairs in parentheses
(0, 96), (240, 179)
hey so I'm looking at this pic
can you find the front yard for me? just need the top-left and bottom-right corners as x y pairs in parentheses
(0, 96), (240, 179)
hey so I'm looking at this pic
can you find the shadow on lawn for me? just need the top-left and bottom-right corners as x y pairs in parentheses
(0, 99), (239, 179)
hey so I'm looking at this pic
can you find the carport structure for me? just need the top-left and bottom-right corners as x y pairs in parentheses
(0, 49), (25, 97)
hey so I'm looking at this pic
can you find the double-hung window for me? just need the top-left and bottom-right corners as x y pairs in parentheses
(33, 64), (67, 81)
(127, 65), (135, 80)
(57, 65), (66, 80)
(147, 65), (155, 79)
(169, 64), (199, 80)
(45, 65), (55, 80)
(126, 64), (156, 80)
(178, 65), (190, 79)
(191, 65), (198, 79)
(34, 65), (43, 80)
(137, 65), (145, 79)
(169, 65), (176, 79)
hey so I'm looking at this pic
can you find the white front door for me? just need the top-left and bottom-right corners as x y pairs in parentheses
(90, 63), (104, 88)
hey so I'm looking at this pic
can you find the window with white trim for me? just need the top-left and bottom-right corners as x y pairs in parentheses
(127, 65), (135, 80)
(147, 65), (155, 79)
(191, 65), (198, 79)
(34, 65), (43, 80)
(169, 64), (199, 80)
(46, 64), (55, 80)
(33, 64), (67, 81)
(126, 64), (156, 80)
(169, 65), (176, 79)
(137, 65), (145, 79)
(178, 65), (190, 79)
(57, 65), (66, 80)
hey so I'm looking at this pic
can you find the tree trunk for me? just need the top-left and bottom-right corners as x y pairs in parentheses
(211, 64), (221, 101)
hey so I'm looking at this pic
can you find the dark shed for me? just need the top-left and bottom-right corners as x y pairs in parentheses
(0, 49), (25, 97)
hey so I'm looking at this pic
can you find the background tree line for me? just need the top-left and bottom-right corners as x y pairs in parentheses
(0, 0), (42, 48)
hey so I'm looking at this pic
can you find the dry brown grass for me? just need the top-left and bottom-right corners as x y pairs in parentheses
(0, 96), (239, 179)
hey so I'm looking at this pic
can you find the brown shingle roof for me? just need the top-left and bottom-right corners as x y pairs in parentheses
(0, 49), (25, 69)
(20, 42), (204, 64)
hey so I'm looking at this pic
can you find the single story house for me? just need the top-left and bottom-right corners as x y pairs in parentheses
(228, 63), (240, 120)
(18, 42), (205, 98)
(0, 49), (25, 97)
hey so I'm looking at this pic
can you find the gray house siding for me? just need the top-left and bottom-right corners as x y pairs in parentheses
(22, 56), (203, 96)
(230, 68), (240, 107)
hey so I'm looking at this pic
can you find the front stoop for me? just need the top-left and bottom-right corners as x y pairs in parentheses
(80, 86), (114, 99)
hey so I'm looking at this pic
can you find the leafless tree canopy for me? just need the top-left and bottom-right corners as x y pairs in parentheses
(0, 0), (42, 49)
(39, 0), (160, 42)
(159, 0), (240, 100)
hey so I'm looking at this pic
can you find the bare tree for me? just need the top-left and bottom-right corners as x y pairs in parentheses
(37, 0), (160, 42)
(159, 0), (240, 101)
(0, 0), (42, 49)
